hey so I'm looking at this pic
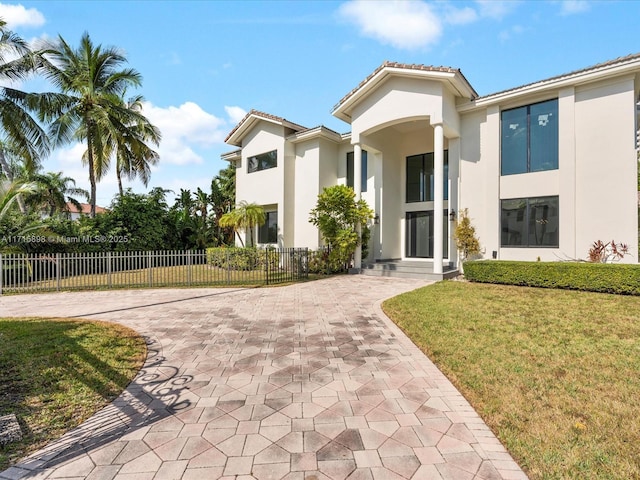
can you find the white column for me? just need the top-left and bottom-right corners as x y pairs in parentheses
(353, 143), (362, 269)
(433, 124), (444, 274)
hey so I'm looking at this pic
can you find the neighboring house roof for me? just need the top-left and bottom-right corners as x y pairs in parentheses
(461, 52), (640, 110)
(65, 202), (107, 215)
(225, 109), (308, 147)
(332, 61), (479, 122)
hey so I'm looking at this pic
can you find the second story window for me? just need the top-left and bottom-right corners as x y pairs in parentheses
(501, 99), (558, 175)
(248, 150), (277, 173)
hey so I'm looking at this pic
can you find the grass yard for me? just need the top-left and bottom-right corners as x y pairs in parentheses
(382, 281), (640, 480)
(0, 318), (146, 470)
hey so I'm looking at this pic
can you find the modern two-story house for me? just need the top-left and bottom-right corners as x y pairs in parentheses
(222, 53), (640, 278)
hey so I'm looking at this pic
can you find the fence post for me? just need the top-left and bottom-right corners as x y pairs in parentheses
(56, 252), (61, 291)
(0, 253), (3, 295)
(187, 250), (192, 287)
(148, 251), (152, 287)
(107, 251), (112, 288)
(265, 249), (269, 285)
(226, 250), (230, 285)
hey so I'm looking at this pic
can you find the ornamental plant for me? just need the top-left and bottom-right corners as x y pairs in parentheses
(309, 185), (373, 269)
(453, 208), (481, 265)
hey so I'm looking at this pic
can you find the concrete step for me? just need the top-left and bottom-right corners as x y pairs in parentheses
(361, 261), (458, 280)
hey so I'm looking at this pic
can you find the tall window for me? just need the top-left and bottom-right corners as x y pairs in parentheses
(406, 151), (448, 203)
(501, 99), (558, 175)
(248, 150), (277, 173)
(347, 150), (367, 192)
(258, 211), (278, 243)
(501, 196), (559, 247)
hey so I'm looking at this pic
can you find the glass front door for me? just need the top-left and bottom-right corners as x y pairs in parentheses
(406, 211), (448, 258)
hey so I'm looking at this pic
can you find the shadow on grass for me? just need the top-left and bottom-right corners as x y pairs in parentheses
(0, 321), (194, 476)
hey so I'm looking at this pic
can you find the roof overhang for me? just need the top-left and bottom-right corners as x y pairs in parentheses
(332, 62), (478, 124)
(458, 53), (640, 113)
(221, 149), (241, 162)
(287, 126), (344, 144)
(225, 110), (306, 147)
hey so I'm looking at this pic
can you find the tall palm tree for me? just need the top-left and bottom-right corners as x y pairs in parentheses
(115, 94), (160, 196)
(36, 32), (154, 217)
(0, 21), (49, 213)
(219, 201), (265, 247)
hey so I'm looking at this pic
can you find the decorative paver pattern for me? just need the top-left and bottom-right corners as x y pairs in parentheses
(0, 276), (528, 479)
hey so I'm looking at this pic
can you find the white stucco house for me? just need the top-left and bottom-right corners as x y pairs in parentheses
(222, 53), (640, 278)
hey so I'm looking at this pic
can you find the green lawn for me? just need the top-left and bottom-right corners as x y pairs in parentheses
(383, 281), (640, 480)
(0, 318), (146, 470)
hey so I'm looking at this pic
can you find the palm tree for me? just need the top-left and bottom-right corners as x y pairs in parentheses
(219, 201), (265, 247)
(28, 171), (89, 217)
(0, 21), (49, 213)
(36, 32), (154, 217)
(115, 94), (161, 196)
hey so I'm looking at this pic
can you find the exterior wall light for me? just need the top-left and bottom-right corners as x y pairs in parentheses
(374, 214), (380, 225)
(449, 209), (456, 222)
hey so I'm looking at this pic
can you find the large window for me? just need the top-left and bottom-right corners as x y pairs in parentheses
(501, 99), (558, 175)
(347, 150), (367, 192)
(248, 150), (277, 173)
(406, 151), (449, 203)
(501, 196), (559, 247)
(258, 211), (278, 244)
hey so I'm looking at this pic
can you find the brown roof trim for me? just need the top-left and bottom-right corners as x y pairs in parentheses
(477, 52), (640, 101)
(333, 61), (478, 112)
(224, 109), (307, 144)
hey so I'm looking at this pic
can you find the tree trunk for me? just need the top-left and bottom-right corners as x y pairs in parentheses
(86, 137), (97, 218)
(116, 165), (123, 197)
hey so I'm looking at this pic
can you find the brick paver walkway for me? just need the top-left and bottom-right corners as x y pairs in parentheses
(0, 276), (527, 480)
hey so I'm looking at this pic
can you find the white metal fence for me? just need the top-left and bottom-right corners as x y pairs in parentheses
(0, 248), (309, 295)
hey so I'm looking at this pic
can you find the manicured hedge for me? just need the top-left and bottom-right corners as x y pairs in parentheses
(463, 260), (640, 295)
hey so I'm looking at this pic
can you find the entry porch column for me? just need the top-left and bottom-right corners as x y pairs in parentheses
(433, 123), (444, 275)
(353, 142), (362, 270)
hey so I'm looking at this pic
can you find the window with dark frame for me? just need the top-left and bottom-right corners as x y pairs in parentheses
(406, 151), (449, 203)
(247, 150), (277, 173)
(501, 196), (559, 247)
(501, 99), (558, 175)
(346, 150), (368, 192)
(258, 211), (278, 244)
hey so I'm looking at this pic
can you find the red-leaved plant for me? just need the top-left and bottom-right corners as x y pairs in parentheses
(588, 240), (629, 263)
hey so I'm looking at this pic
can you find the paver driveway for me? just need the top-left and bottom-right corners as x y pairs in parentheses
(0, 276), (527, 480)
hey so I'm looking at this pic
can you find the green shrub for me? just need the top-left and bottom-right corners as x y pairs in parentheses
(464, 260), (640, 295)
(307, 248), (346, 274)
(206, 246), (281, 271)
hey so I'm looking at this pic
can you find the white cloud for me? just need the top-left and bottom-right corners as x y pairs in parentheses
(0, 3), (45, 28)
(475, 0), (517, 20)
(141, 101), (227, 166)
(444, 6), (478, 26)
(338, 0), (442, 50)
(559, 0), (590, 15)
(225, 106), (247, 125)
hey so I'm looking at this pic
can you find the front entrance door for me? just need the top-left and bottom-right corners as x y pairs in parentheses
(406, 210), (448, 258)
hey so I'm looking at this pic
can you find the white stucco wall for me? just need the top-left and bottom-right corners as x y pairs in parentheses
(235, 121), (286, 246)
(574, 76), (637, 262)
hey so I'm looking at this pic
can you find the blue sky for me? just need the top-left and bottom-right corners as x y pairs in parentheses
(2, 0), (639, 206)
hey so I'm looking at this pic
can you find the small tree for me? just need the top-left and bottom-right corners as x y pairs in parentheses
(309, 185), (373, 268)
(453, 208), (481, 269)
(219, 201), (265, 247)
